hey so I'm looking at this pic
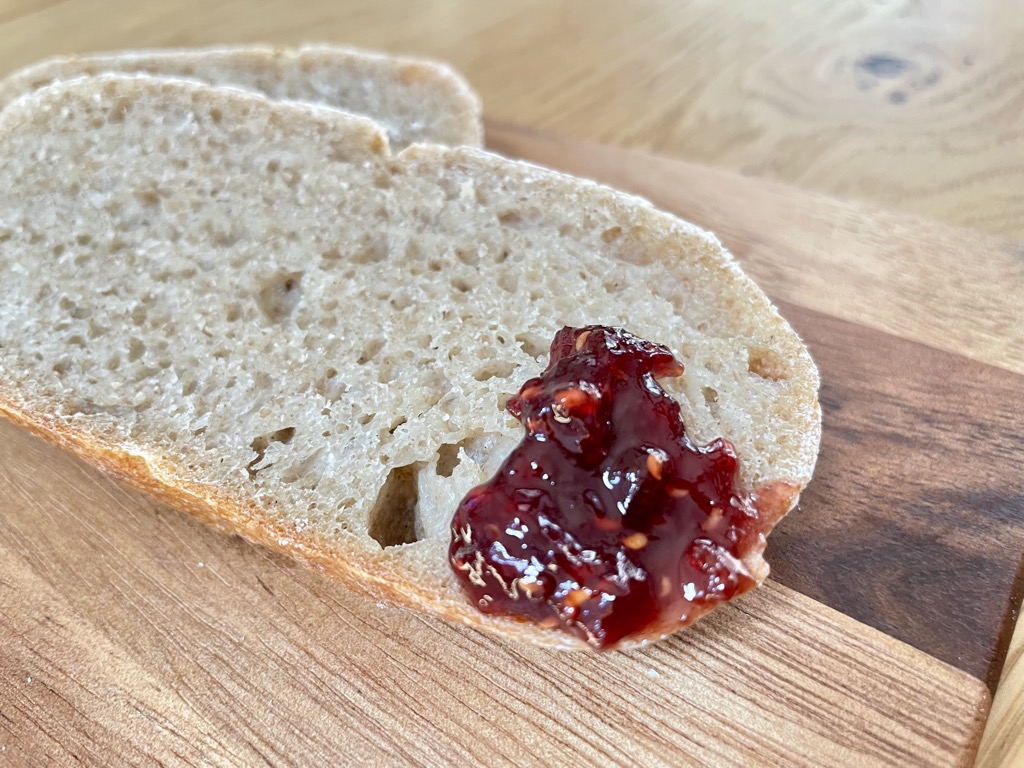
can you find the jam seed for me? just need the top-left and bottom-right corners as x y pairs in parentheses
(622, 532), (648, 550)
(555, 387), (588, 409)
(646, 450), (667, 480)
(659, 576), (674, 597)
(702, 508), (724, 532)
(575, 330), (591, 351)
(517, 577), (545, 601)
(565, 588), (591, 609)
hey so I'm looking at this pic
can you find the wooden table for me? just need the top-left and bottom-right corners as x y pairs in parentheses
(0, 2), (1021, 766)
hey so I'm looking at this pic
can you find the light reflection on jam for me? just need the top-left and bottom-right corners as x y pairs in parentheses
(449, 326), (760, 648)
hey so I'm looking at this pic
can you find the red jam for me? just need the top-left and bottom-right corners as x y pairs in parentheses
(449, 326), (762, 649)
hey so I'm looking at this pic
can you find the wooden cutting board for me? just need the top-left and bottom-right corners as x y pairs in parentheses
(2, 123), (1022, 767)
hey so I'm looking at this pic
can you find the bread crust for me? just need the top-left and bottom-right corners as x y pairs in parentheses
(0, 396), (803, 651)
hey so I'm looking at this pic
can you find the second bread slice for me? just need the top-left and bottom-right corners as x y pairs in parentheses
(0, 44), (483, 150)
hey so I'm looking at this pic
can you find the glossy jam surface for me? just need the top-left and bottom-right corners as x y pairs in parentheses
(449, 326), (761, 649)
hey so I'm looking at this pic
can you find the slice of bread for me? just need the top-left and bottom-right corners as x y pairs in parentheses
(0, 75), (820, 648)
(0, 44), (482, 150)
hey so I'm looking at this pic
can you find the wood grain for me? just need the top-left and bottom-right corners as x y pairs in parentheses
(767, 303), (1024, 687)
(0, 419), (989, 767)
(3, 0), (1024, 237)
(977, 621), (1024, 767)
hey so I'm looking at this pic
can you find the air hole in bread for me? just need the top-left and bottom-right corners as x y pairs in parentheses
(280, 447), (325, 488)
(127, 338), (145, 363)
(51, 244), (65, 257)
(377, 361), (398, 384)
(134, 184), (160, 208)
(473, 361), (516, 382)
(601, 226), (623, 244)
(281, 168), (301, 189)
(109, 88), (136, 120)
(497, 272), (517, 293)
(209, 107), (223, 125)
(133, 365), (158, 382)
(368, 463), (422, 548)
(388, 415), (408, 435)
(247, 426), (296, 480)
(357, 338), (385, 365)
(357, 413), (373, 426)
(321, 246), (342, 262)
(748, 346), (788, 381)
(211, 223), (241, 248)
(497, 210), (523, 228)
(373, 172), (392, 189)
(435, 441), (470, 478)
(314, 367), (343, 402)
(75, 233), (92, 246)
(455, 247), (479, 266)
(515, 332), (548, 360)
(256, 271), (303, 323)
(702, 386), (720, 418)
(451, 276), (475, 293)
(389, 292), (413, 311)
(351, 234), (388, 265)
